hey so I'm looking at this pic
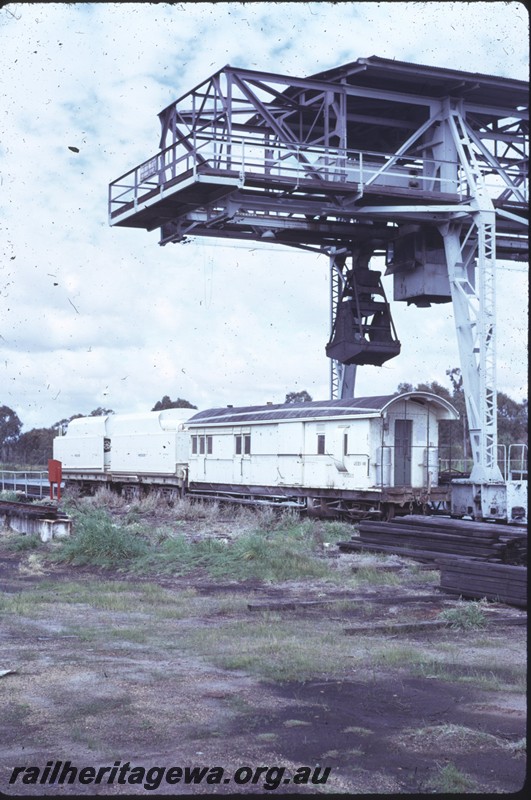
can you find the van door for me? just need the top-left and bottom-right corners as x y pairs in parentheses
(394, 419), (413, 485)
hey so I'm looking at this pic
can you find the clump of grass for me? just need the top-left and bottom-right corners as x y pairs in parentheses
(428, 762), (477, 793)
(438, 600), (488, 630)
(53, 507), (149, 568)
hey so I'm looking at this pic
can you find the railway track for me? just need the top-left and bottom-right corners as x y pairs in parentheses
(337, 515), (527, 608)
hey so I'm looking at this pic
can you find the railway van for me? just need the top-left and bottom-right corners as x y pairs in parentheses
(185, 392), (458, 518)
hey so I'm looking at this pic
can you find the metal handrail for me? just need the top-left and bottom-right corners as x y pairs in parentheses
(109, 133), (470, 218)
(0, 471), (48, 499)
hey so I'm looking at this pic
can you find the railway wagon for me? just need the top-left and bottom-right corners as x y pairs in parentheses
(53, 409), (195, 494)
(185, 392), (458, 518)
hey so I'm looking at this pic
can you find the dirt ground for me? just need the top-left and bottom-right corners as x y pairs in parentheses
(0, 540), (527, 797)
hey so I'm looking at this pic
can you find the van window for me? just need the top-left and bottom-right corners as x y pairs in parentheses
(317, 434), (326, 455)
(235, 434), (251, 455)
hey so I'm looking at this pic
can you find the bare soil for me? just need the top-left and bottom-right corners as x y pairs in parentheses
(0, 543), (526, 796)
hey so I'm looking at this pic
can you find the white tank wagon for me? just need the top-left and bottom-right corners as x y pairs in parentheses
(185, 392), (459, 519)
(53, 409), (195, 496)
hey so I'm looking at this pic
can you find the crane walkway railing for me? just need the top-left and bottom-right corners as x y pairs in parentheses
(109, 133), (472, 223)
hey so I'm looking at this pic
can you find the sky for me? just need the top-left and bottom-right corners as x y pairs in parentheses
(1, 1), (528, 432)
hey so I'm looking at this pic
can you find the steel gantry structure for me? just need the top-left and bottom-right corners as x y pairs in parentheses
(109, 56), (528, 521)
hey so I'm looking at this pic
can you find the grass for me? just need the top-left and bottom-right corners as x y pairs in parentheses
(129, 514), (341, 582)
(420, 661), (526, 692)
(46, 491), (352, 583)
(438, 600), (488, 630)
(51, 507), (150, 568)
(403, 723), (507, 752)
(182, 616), (368, 682)
(3, 533), (42, 552)
(428, 762), (477, 793)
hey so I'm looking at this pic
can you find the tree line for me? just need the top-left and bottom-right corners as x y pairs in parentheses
(1, 378), (527, 468)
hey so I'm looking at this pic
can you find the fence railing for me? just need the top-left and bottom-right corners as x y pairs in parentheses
(0, 471), (49, 499)
(438, 443), (528, 482)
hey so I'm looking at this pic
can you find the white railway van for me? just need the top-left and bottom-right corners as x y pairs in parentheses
(185, 392), (458, 517)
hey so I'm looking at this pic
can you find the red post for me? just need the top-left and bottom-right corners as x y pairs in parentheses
(48, 459), (62, 501)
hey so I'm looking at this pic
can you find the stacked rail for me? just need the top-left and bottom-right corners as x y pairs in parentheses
(337, 515), (527, 608)
(438, 557), (526, 608)
(338, 516), (527, 563)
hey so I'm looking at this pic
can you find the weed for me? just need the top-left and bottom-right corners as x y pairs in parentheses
(429, 762), (477, 793)
(438, 600), (488, 630)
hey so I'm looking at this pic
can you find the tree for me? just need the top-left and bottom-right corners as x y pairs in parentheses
(151, 395), (197, 411)
(0, 404), (22, 461)
(394, 370), (528, 468)
(89, 407), (114, 417)
(497, 392), (528, 447)
(13, 427), (55, 467)
(285, 390), (313, 404)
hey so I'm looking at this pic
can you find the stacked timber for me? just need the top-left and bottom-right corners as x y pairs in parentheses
(438, 557), (527, 608)
(337, 515), (527, 565)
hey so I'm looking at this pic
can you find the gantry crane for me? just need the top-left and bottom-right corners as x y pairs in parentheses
(108, 56), (528, 522)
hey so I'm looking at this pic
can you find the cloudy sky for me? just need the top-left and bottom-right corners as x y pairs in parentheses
(1, 1), (528, 431)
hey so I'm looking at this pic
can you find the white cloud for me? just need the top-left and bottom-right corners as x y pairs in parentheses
(0, 1), (528, 432)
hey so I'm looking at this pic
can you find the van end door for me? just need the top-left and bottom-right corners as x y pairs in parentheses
(394, 419), (412, 485)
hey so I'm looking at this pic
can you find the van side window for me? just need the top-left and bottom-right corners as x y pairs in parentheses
(344, 433), (348, 456)
(192, 435), (212, 455)
(235, 434), (251, 455)
(317, 434), (326, 455)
